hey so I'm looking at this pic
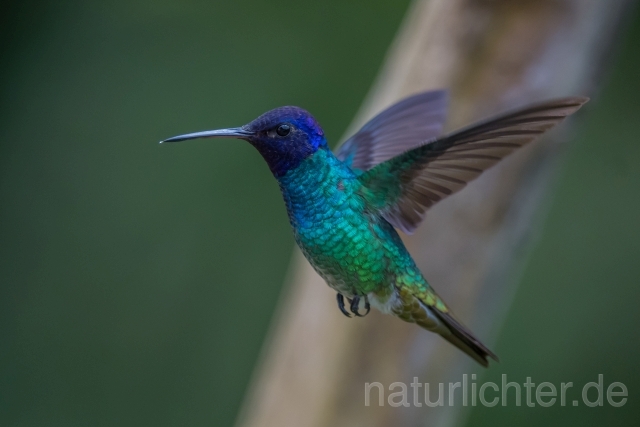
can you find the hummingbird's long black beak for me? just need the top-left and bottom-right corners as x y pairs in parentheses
(159, 127), (253, 143)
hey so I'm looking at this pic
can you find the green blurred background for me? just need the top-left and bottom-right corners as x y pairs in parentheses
(0, 1), (638, 426)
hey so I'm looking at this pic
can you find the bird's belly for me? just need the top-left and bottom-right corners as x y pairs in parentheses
(294, 212), (390, 297)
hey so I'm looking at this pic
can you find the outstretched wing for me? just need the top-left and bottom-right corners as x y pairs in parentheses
(358, 97), (589, 234)
(335, 90), (448, 171)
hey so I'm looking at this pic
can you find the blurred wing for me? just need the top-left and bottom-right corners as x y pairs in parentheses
(359, 97), (589, 234)
(335, 90), (448, 171)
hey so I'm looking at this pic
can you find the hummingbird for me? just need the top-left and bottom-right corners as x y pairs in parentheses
(161, 90), (587, 366)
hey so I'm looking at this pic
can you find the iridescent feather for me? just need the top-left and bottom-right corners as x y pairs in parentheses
(162, 91), (588, 367)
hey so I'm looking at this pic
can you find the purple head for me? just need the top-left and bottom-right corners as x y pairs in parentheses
(161, 106), (328, 176)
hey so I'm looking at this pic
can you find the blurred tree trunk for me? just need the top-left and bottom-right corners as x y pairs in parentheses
(235, 1), (633, 426)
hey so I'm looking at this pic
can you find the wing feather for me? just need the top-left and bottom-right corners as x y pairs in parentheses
(335, 90), (448, 171)
(358, 97), (589, 234)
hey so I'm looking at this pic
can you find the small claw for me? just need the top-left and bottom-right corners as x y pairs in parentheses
(350, 295), (364, 317)
(363, 295), (371, 316)
(337, 293), (351, 318)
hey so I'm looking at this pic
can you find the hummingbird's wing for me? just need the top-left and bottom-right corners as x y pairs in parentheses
(358, 97), (589, 234)
(335, 90), (448, 171)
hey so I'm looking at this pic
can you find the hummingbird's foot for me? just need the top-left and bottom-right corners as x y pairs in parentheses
(336, 293), (351, 318)
(349, 295), (371, 317)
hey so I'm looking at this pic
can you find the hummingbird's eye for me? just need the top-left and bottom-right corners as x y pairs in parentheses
(276, 124), (291, 137)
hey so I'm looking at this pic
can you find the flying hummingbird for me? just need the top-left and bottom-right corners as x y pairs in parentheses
(161, 91), (587, 366)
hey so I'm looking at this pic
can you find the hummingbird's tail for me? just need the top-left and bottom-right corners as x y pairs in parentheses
(392, 286), (498, 367)
(430, 308), (499, 368)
